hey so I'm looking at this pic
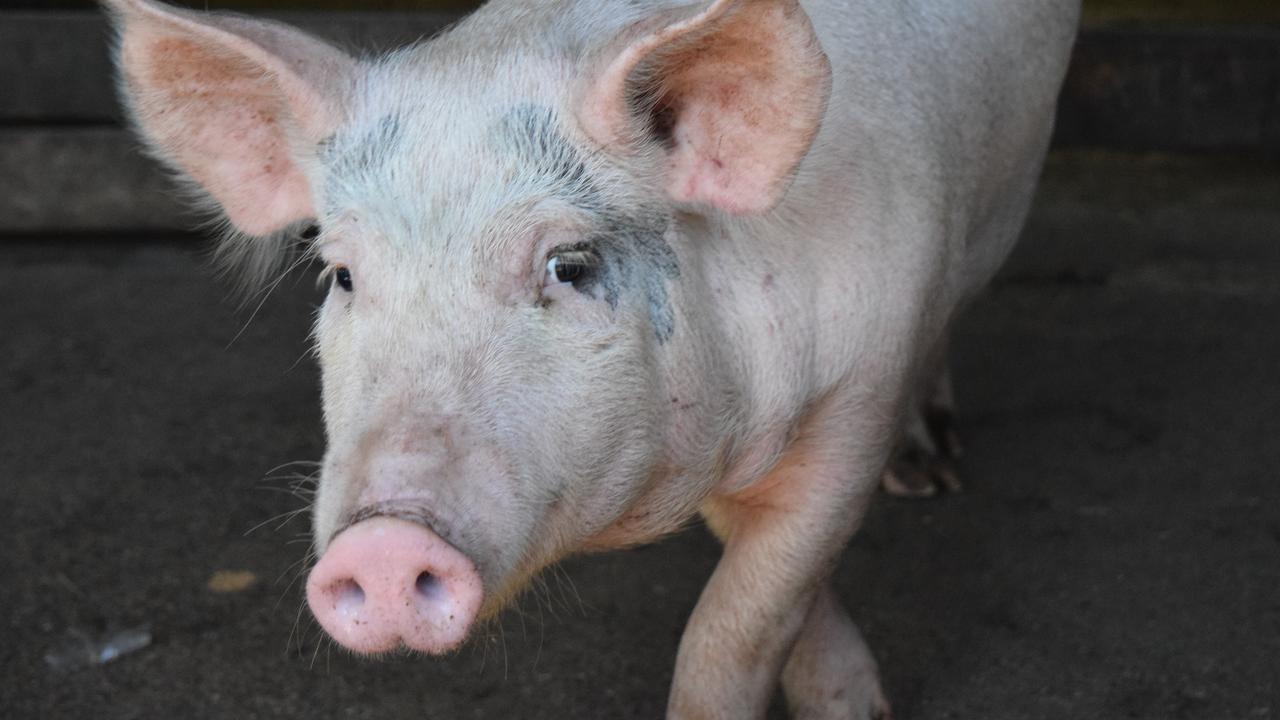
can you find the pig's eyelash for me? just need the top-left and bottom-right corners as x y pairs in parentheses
(547, 249), (596, 272)
(318, 263), (354, 293)
(543, 246), (601, 289)
(545, 242), (600, 270)
(316, 264), (337, 289)
(316, 263), (351, 292)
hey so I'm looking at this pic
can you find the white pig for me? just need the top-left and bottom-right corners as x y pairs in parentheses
(105, 0), (1079, 717)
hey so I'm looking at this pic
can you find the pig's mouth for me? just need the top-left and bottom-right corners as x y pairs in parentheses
(306, 504), (488, 656)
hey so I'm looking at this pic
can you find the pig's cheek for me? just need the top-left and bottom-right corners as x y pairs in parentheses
(310, 462), (344, 553)
(315, 307), (359, 430)
(543, 295), (617, 339)
(318, 295), (360, 360)
(655, 324), (735, 473)
(541, 282), (577, 304)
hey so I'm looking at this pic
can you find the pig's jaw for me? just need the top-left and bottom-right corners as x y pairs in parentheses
(580, 465), (710, 551)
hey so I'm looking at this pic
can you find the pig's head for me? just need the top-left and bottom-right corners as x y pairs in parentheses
(107, 0), (830, 654)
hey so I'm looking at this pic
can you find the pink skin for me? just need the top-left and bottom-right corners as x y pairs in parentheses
(305, 517), (483, 655)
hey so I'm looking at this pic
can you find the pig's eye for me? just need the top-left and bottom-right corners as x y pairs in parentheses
(334, 266), (354, 292)
(544, 250), (597, 289)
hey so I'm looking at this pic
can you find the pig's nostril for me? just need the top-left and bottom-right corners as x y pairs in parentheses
(306, 518), (482, 655)
(414, 571), (445, 602)
(332, 578), (365, 616)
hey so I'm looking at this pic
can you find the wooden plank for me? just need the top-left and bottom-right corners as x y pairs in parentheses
(1055, 27), (1280, 152)
(2, 15), (1279, 233)
(5, 10), (1280, 151)
(0, 128), (187, 232)
(0, 11), (460, 233)
(0, 11), (457, 123)
(1, 14), (118, 123)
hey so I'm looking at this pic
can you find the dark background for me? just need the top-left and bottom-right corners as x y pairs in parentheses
(1, 2), (1278, 719)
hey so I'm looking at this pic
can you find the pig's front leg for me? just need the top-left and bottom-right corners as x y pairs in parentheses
(669, 391), (890, 720)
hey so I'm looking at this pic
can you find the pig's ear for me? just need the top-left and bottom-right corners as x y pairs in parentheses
(104, 0), (356, 237)
(579, 0), (831, 215)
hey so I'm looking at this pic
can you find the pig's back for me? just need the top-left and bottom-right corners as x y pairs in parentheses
(794, 0), (1080, 301)
(686, 0), (1080, 422)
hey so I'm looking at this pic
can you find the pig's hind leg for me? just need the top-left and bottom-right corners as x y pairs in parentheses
(881, 338), (963, 498)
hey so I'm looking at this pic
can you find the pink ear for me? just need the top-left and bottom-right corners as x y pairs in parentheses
(580, 0), (831, 215)
(106, 0), (356, 236)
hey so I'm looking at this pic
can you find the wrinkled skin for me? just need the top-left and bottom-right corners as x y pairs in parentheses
(107, 0), (1081, 717)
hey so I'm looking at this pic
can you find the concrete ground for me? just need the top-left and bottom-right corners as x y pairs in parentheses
(2, 151), (1278, 719)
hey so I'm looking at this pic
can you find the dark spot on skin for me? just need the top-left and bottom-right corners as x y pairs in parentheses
(499, 105), (682, 343)
(321, 113), (404, 182)
(762, 272), (774, 289)
(545, 487), (567, 514)
(501, 105), (591, 191)
(580, 210), (680, 344)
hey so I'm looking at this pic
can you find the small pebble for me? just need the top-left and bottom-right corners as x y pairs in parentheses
(207, 570), (257, 594)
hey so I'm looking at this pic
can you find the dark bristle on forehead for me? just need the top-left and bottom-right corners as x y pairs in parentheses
(500, 104), (591, 192)
(497, 105), (682, 344)
(323, 113), (405, 179)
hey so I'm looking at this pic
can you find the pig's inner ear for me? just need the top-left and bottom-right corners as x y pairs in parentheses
(110, 0), (355, 237)
(580, 0), (832, 215)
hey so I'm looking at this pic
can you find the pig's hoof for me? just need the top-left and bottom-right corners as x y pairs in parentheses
(923, 403), (964, 460)
(881, 450), (961, 497)
(881, 404), (963, 498)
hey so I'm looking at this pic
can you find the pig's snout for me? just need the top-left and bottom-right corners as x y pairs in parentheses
(306, 517), (482, 655)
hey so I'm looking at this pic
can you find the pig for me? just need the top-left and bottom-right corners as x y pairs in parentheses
(104, 0), (1080, 717)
